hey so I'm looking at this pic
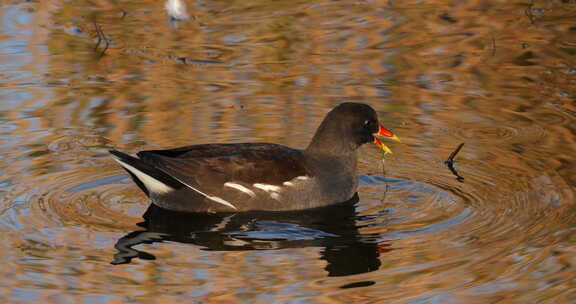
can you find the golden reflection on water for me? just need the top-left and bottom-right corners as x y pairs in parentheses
(1, 0), (576, 302)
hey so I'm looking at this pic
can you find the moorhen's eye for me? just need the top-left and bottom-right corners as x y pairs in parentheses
(364, 120), (375, 128)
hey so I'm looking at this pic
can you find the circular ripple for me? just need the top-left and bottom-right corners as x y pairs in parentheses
(355, 145), (576, 296)
(18, 164), (146, 231)
(439, 124), (547, 145)
(357, 175), (477, 241)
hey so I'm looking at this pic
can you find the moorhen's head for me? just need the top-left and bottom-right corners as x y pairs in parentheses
(306, 102), (400, 155)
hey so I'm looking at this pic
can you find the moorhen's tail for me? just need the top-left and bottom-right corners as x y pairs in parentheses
(109, 150), (184, 197)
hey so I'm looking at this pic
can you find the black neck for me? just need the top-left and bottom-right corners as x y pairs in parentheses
(306, 117), (358, 156)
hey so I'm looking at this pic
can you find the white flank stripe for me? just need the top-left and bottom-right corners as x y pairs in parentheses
(114, 159), (174, 194)
(253, 183), (282, 192)
(283, 181), (294, 187)
(224, 182), (256, 197)
(207, 196), (237, 210)
(296, 176), (310, 181)
(164, 173), (237, 210)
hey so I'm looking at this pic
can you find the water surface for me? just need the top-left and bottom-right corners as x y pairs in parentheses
(1, 0), (576, 302)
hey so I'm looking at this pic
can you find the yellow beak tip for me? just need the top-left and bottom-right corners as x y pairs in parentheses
(380, 145), (393, 154)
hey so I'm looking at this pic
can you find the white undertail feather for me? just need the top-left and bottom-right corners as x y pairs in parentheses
(224, 182), (256, 197)
(114, 159), (174, 194)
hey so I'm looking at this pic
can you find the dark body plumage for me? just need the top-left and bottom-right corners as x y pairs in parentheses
(110, 102), (387, 213)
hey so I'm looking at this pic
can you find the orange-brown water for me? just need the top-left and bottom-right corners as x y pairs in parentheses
(1, 0), (576, 302)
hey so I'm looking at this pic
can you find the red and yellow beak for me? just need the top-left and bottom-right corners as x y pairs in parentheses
(373, 125), (401, 154)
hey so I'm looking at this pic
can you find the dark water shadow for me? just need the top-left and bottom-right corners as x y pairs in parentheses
(112, 194), (389, 277)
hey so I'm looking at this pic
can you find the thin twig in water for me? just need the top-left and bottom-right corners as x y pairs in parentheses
(444, 143), (465, 182)
(446, 142), (464, 163)
(93, 23), (110, 58)
(380, 160), (389, 203)
(491, 36), (496, 57)
(94, 22), (101, 51)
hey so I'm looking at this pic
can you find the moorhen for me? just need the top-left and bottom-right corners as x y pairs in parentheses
(110, 102), (400, 213)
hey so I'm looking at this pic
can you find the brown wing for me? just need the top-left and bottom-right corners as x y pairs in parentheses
(137, 143), (310, 192)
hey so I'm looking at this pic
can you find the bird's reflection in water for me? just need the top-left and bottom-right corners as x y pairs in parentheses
(112, 194), (391, 277)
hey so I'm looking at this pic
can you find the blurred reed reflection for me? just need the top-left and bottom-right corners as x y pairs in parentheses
(112, 194), (387, 277)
